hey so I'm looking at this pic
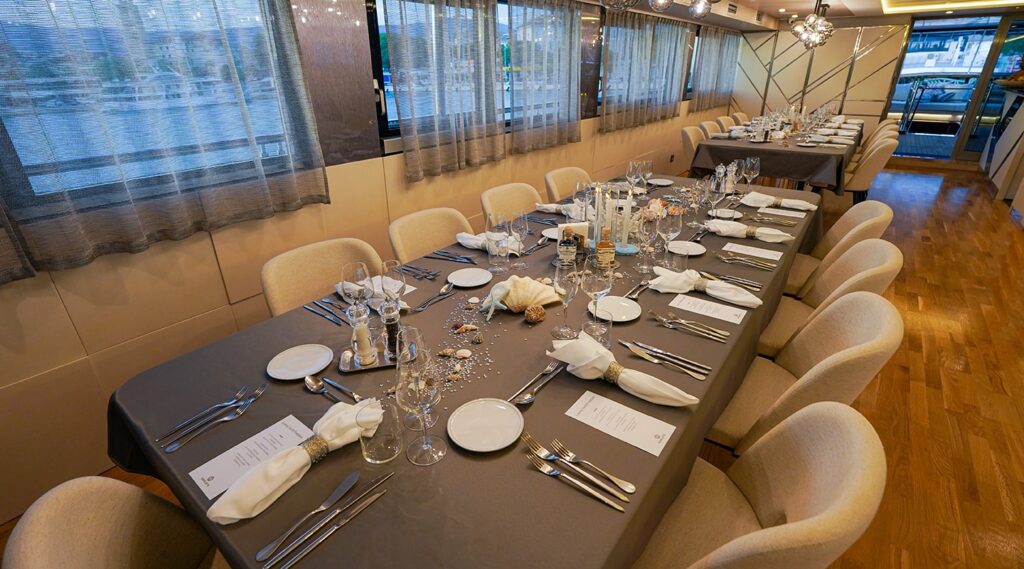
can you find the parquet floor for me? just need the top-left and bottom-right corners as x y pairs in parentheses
(2, 167), (1023, 568)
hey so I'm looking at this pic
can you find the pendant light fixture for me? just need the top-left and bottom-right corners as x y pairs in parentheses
(649, 0), (674, 13)
(688, 0), (716, 18)
(602, 0), (642, 12)
(790, 0), (834, 49)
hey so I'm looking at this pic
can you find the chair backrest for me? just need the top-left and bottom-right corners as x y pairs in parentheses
(846, 139), (897, 193)
(731, 112), (749, 124)
(801, 239), (902, 314)
(716, 116), (736, 131)
(734, 293), (903, 453)
(4, 477), (213, 569)
(860, 125), (898, 150)
(700, 120), (723, 138)
(697, 402), (886, 569)
(260, 237), (382, 316)
(680, 126), (705, 172)
(480, 182), (543, 221)
(388, 207), (473, 263)
(544, 167), (591, 202)
(801, 201), (893, 296)
(876, 118), (899, 130)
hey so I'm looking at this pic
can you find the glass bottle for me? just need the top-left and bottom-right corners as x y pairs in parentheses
(596, 226), (615, 269)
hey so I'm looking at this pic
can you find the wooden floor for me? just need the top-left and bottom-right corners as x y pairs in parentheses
(3, 167), (1023, 568)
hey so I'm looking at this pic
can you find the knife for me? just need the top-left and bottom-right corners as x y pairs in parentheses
(303, 305), (344, 326)
(278, 490), (387, 569)
(254, 471), (360, 561)
(320, 376), (364, 403)
(313, 301), (351, 326)
(424, 254), (474, 264)
(631, 340), (713, 373)
(619, 341), (707, 381)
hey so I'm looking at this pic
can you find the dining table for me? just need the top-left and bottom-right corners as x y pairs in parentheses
(107, 176), (822, 569)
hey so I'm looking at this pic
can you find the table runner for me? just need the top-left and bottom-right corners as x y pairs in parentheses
(108, 179), (820, 569)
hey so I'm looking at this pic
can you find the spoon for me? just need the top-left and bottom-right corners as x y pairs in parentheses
(512, 363), (566, 405)
(626, 280), (650, 301)
(414, 282), (455, 312)
(304, 375), (341, 403)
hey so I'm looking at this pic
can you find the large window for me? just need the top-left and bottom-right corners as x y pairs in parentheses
(685, 29), (699, 99)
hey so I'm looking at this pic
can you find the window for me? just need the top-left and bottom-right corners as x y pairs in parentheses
(685, 29), (700, 99)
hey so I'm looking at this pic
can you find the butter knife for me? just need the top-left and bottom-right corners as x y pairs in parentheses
(255, 471), (359, 561)
(278, 490), (387, 569)
(631, 341), (712, 373)
(620, 341), (706, 381)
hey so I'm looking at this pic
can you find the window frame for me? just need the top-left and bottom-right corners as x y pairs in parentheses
(683, 25), (700, 101)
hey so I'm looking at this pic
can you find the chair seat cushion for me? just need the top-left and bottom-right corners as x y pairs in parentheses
(758, 296), (815, 358)
(632, 459), (762, 569)
(707, 357), (799, 449)
(784, 253), (820, 296)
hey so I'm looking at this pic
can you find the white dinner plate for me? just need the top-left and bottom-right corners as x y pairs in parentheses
(542, 227), (561, 240)
(796, 142), (818, 147)
(588, 296), (642, 322)
(667, 241), (707, 256)
(447, 267), (493, 288)
(709, 208), (742, 220)
(447, 398), (524, 452)
(267, 344), (334, 381)
(648, 178), (674, 187)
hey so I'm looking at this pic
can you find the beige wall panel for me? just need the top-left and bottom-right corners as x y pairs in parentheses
(0, 274), (86, 388)
(508, 138), (596, 198)
(381, 153), (513, 222)
(766, 36), (810, 110)
(734, 32), (774, 117)
(89, 306), (237, 396)
(51, 233), (228, 354)
(231, 294), (272, 331)
(801, 28), (860, 112)
(212, 205), (327, 303)
(0, 358), (110, 522)
(322, 158), (391, 258)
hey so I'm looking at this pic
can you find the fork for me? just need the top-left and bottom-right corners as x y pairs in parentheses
(550, 439), (636, 494)
(521, 433), (629, 502)
(507, 361), (560, 402)
(666, 311), (731, 337)
(716, 253), (775, 271)
(525, 454), (624, 512)
(154, 386), (249, 442)
(625, 280), (650, 301)
(163, 391), (262, 453)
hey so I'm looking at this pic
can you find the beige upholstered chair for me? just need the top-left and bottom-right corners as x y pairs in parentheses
(785, 200), (893, 295)
(845, 138), (897, 203)
(730, 112), (749, 124)
(389, 207), (473, 263)
(635, 402), (886, 569)
(480, 182), (543, 221)
(708, 293), (902, 454)
(715, 116), (736, 131)
(261, 237), (382, 316)
(875, 118), (899, 131)
(544, 167), (591, 202)
(680, 126), (705, 174)
(699, 120), (722, 139)
(3, 477), (229, 569)
(848, 129), (898, 172)
(761, 239), (902, 358)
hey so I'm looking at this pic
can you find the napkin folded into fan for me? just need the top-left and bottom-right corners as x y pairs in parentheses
(535, 202), (594, 220)
(740, 191), (817, 211)
(649, 267), (763, 308)
(456, 232), (524, 256)
(705, 219), (795, 244)
(547, 332), (699, 407)
(336, 276), (411, 312)
(207, 399), (383, 525)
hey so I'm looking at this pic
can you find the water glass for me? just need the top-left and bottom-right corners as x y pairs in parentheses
(551, 261), (579, 340)
(583, 304), (614, 348)
(357, 400), (402, 464)
(743, 156), (760, 191)
(485, 214), (510, 274)
(657, 207), (683, 268)
(340, 262), (372, 306)
(510, 213), (529, 270)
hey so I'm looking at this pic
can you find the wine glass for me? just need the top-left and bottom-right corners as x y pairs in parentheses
(579, 258), (614, 343)
(340, 261), (373, 307)
(634, 210), (658, 275)
(708, 176), (726, 218)
(485, 213), (510, 274)
(657, 206), (683, 269)
(551, 261), (579, 340)
(743, 156), (760, 193)
(394, 327), (446, 466)
(626, 161), (642, 193)
(509, 213), (529, 270)
(375, 260), (407, 304)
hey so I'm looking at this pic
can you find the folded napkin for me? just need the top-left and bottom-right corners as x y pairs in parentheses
(335, 277), (411, 312)
(548, 332), (699, 407)
(835, 129), (858, 137)
(831, 137), (856, 145)
(648, 267), (763, 308)
(706, 219), (794, 244)
(809, 134), (830, 143)
(740, 190), (818, 211)
(536, 202), (594, 220)
(841, 123), (861, 130)
(207, 399), (383, 525)
(728, 125), (748, 131)
(709, 132), (730, 139)
(846, 118), (864, 125)
(456, 232), (524, 256)
(816, 128), (836, 135)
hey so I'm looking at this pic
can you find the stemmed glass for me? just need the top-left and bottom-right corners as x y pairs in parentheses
(509, 213), (530, 270)
(634, 211), (658, 275)
(708, 177), (727, 218)
(579, 258), (614, 346)
(743, 156), (760, 193)
(636, 160), (654, 204)
(394, 326), (446, 466)
(375, 260), (407, 305)
(485, 213), (510, 274)
(657, 206), (683, 269)
(340, 261), (373, 306)
(626, 161), (643, 193)
(551, 261), (579, 339)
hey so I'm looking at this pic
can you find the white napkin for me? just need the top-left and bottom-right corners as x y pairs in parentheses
(846, 119), (864, 125)
(648, 267), (763, 308)
(809, 134), (830, 143)
(705, 219), (795, 244)
(547, 333), (699, 407)
(536, 203), (593, 220)
(456, 232), (524, 256)
(335, 277), (411, 312)
(207, 399), (383, 525)
(835, 129), (858, 137)
(728, 125), (747, 131)
(740, 191), (817, 211)
(816, 128), (836, 135)
(709, 132), (730, 139)
(830, 137), (856, 145)
(841, 123), (861, 130)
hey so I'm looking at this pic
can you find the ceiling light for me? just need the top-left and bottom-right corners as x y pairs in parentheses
(791, 0), (833, 49)
(650, 0), (674, 12)
(602, 0), (642, 12)
(881, 0), (1024, 14)
(689, 0), (716, 18)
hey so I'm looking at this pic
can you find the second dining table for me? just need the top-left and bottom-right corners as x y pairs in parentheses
(108, 177), (822, 569)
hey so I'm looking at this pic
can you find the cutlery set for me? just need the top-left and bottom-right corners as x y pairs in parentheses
(524, 215), (558, 226)
(620, 339), (713, 380)
(750, 215), (797, 227)
(649, 310), (730, 344)
(507, 361), (566, 405)
(156, 384), (268, 452)
(522, 236), (551, 255)
(716, 252), (777, 271)
(699, 271), (763, 292)
(523, 433), (636, 512)
(413, 282), (456, 312)
(303, 375), (363, 404)
(424, 250), (477, 264)
(397, 265), (438, 280)
(624, 280), (651, 300)
(303, 304), (349, 327)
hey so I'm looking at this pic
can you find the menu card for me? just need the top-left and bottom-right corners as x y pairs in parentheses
(723, 242), (784, 261)
(758, 207), (806, 219)
(670, 294), (747, 324)
(189, 415), (313, 500)
(566, 391), (676, 456)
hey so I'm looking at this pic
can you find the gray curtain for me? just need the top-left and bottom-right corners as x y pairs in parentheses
(507, 0), (582, 153)
(383, 0), (507, 182)
(0, 0), (328, 286)
(600, 11), (689, 133)
(691, 26), (741, 112)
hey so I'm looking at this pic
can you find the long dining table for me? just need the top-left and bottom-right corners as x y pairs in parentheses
(108, 176), (821, 569)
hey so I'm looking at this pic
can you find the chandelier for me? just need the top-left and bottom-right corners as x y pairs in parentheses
(649, 0), (674, 12)
(790, 0), (834, 49)
(602, 0), (641, 12)
(688, 0), (717, 18)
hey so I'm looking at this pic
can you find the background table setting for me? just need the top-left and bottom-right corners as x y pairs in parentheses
(108, 175), (822, 569)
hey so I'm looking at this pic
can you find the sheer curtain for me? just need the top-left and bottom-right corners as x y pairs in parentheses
(507, 0), (582, 153)
(0, 0), (327, 286)
(383, 0), (507, 182)
(600, 11), (689, 133)
(691, 26), (741, 112)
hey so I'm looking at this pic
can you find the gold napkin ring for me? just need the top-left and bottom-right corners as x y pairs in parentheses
(694, 277), (709, 292)
(301, 435), (329, 464)
(745, 226), (759, 238)
(771, 197), (783, 207)
(604, 362), (624, 384)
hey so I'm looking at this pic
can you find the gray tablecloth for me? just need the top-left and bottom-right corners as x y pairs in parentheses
(108, 180), (821, 569)
(692, 137), (858, 195)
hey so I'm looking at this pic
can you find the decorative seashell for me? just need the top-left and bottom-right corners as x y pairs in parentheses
(480, 276), (561, 319)
(471, 333), (484, 344)
(614, 272), (624, 279)
(455, 324), (479, 334)
(453, 363), (463, 373)
(455, 349), (472, 359)
(540, 277), (553, 285)
(524, 305), (546, 324)
(468, 296), (480, 304)
(438, 348), (457, 358)
(446, 373), (460, 382)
